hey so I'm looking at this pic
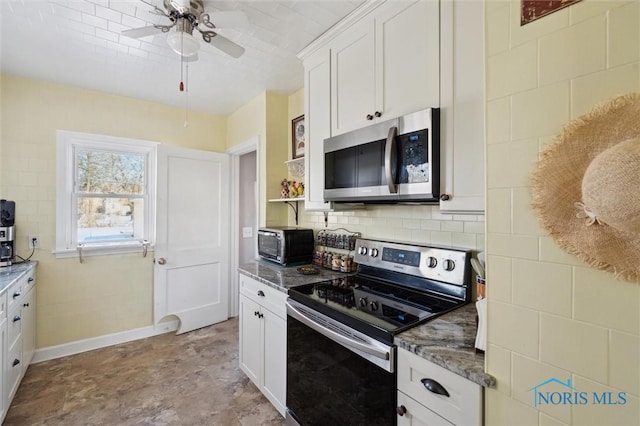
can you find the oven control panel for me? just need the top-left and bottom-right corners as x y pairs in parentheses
(354, 238), (470, 286)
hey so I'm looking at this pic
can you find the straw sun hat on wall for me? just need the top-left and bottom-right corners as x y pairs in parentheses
(531, 93), (640, 283)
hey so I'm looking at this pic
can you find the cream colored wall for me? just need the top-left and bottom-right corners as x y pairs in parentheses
(264, 92), (289, 226)
(0, 74), (227, 348)
(484, 1), (639, 425)
(226, 91), (288, 227)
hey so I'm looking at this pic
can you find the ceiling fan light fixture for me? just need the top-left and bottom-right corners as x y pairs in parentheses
(167, 31), (200, 57)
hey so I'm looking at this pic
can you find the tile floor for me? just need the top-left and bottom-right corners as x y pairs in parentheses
(4, 318), (284, 425)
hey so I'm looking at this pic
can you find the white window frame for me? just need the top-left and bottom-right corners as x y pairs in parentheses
(55, 130), (157, 258)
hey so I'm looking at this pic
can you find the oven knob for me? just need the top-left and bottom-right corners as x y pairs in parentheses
(370, 248), (379, 258)
(370, 301), (379, 311)
(359, 297), (368, 308)
(443, 259), (456, 271)
(427, 256), (438, 268)
(358, 246), (368, 256)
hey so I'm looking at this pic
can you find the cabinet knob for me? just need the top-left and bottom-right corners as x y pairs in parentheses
(12, 359), (20, 367)
(157, 257), (167, 265)
(258, 313), (264, 319)
(396, 405), (407, 416)
(28, 277), (34, 283)
(12, 291), (21, 299)
(439, 194), (451, 201)
(374, 111), (382, 118)
(421, 378), (450, 397)
(13, 315), (21, 323)
(366, 114), (374, 121)
(257, 290), (265, 297)
(254, 311), (259, 317)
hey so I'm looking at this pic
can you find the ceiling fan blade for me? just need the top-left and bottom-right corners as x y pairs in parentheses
(203, 33), (245, 58)
(122, 26), (165, 39)
(207, 11), (248, 28)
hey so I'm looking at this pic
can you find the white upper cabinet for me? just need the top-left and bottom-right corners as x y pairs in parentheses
(439, 0), (485, 213)
(330, 0), (439, 137)
(304, 49), (332, 211)
(300, 0), (485, 213)
(330, 18), (376, 136)
(374, 0), (440, 121)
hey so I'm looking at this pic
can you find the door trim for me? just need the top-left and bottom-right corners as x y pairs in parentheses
(227, 136), (260, 318)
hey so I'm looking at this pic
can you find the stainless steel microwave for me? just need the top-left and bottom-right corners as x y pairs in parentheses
(324, 108), (440, 203)
(257, 227), (314, 266)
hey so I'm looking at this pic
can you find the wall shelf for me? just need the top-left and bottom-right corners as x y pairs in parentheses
(268, 197), (304, 225)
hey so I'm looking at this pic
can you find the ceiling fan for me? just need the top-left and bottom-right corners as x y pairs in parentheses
(122, 0), (247, 60)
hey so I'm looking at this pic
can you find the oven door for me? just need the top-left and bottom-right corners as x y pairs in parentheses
(257, 230), (281, 262)
(286, 299), (397, 426)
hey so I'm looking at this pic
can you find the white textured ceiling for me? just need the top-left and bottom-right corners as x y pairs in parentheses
(0, 0), (362, 115)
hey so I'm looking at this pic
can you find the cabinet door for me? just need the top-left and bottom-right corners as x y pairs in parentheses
(0, 321), (5, 422)
(375, 0), (440, 121)
(330, 18), (376, 136)
(304, 49), (333, 211)
(239, 295), (262, 386)
(22, 287), (36, 370)
(439, 0), (485, 213)
(262, 309), (286, 416)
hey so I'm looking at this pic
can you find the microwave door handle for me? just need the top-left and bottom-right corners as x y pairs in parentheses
(384, 126), (398, 194)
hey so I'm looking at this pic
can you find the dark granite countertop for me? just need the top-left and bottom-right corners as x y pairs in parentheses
(239, 259), (495, 388)
(395, 303), (495, 387)
(238, 259), (352, 293)
(0, 262), (37, 293)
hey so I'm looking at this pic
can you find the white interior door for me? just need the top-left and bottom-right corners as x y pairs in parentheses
(155, 145), (230, 334)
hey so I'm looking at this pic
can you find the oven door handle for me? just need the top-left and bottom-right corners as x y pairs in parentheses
(286, 301), (390, 361)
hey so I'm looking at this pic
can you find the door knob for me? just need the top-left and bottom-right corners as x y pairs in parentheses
(157, 258), (167, 265)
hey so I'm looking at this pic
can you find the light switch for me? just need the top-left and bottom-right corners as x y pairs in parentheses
(242, 227), (253, 238)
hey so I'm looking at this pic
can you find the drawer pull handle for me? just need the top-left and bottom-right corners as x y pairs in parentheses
(421, 378), (450, 397)
(258, 313), (263, 319)
(257, 290), (265, 297)
(23, 303), (29, 308)
(28, 277), (34, 283)
(13, 315), (21, 323)
(254, 311), (259, 317)
(12, 359), (20, 367)
(12, 291), (21, 299)
(396, 405), (407, 416)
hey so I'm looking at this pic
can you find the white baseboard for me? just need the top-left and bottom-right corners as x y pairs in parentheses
(32, 320), (180, 364)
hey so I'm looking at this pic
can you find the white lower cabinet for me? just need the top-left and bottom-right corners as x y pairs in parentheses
(397, 348), (482, 426)
(1, 265), (36, 424)
(238, 274), (287, 416)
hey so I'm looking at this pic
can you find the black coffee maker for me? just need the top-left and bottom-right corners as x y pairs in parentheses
(0, 200), (15, 267)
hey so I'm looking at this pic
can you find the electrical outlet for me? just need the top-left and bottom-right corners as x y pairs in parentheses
(28, 235), (40, 249)
(242, 227), (253, 238)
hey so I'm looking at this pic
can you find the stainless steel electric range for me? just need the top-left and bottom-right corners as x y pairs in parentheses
(286, 239), (471, 426)
(285, 238), (472, 426)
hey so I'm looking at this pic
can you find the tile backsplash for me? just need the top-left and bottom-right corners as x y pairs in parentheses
(293, 205), (484, 251)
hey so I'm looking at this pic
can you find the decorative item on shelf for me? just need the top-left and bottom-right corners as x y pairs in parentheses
(292, 115), (305, 159)
(290, 181), (305, 198)
(280, 178), (290, 199)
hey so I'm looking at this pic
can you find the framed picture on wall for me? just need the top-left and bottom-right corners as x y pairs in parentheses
(292, 115), (305, 159)
(521, 0), (581, 25)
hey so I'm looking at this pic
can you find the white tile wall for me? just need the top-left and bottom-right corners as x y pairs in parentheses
(485, 1), (640, 424)
(296, 205), (484, 251)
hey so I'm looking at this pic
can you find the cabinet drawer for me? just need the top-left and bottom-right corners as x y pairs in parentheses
(6, 279), (24, 311)
(7, 306), (23, 350)
(397, 391), (453, 426)
(398, 348), (481, 426)
(239, 274), (287, 318)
